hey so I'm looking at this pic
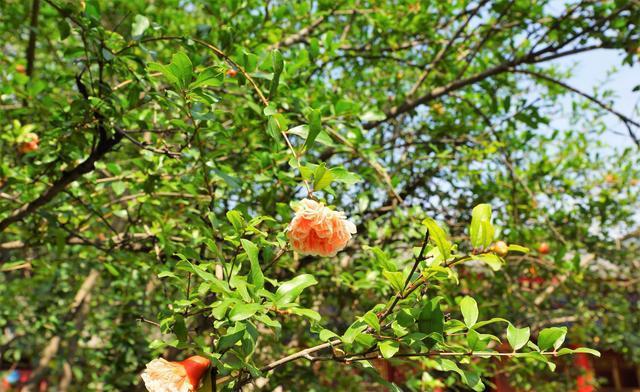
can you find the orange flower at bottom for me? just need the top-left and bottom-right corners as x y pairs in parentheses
(141, 355), (210, 392)
(287, 198), (356, 257)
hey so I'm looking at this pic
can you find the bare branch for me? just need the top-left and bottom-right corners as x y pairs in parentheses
(512, 68), (640, 146)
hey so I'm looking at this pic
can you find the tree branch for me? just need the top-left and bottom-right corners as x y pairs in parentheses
(25, 0), (41, 77)
(23, 269), (100, 390)
(512, 68), (640, 147)
(0, 132), (123, 233)
(363, 44), (607, 130)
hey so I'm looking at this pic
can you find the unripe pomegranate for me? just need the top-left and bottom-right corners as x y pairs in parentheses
(492, 240), (508, 257)
(538, 242), (550, 255)
(18, 133), (39, 154)
(431, 103), (445, 115)
(604, 174), (616, 184)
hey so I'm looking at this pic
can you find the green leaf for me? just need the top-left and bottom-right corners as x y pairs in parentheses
(304, 109), (322, 151)
(472, 253), (504, 271)
(313, 162), (334, 191)
(342, 320), (367, 344)
(103, 263), (120, 277)
(356, 361), (403, 392)
(319, 329), (339, 342)
(382, 271), (404, 292)
(418, 297), (444, 342)
(169, 52), (193, 88)
(557, 347), (601, 357)
(289, 307), (321, 321)
(131, 14), (150, 38)
(537, 327), (567, 351)
(363, 311), (380, 333)
(275, 274), (318, 305)
(217, 324), (246, 351)
(365, 246), (397, 272)
(57, 20), (70, 40)
(329, 167), (363, 186)
(517, 352), (556, 371)
(266, 115), (281, 140)
(507, 324), (530, 351)
(148, 62), (179, 86)
(460, 296), (479, 328)
(507, 244), (529, 253)
(470, 204), (494, 249)
(269, 49), (284, 99)
(287, 125), (335, 147)
(190, 67), (223, 88)
(226, 210), (245, 233)
(176, 258), (230, 294)
(241, 239), (264, 289)
(472, 317), (509, 330)
(263, 103), (278, 116)
(173, 314), (188, 341)
(229, 303), (262, 321)
(467, 329), (487, 351)
(438, 359), (484, 391)
(379, 340), (400, 359)
(422, 218), (452, 260)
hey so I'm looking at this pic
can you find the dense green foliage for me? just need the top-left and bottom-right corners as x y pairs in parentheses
(1, 0), (639, 390)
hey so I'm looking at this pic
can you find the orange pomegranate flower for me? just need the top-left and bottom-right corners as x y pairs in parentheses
(141, 355), (210, 392)
(287, 198), (357, 257)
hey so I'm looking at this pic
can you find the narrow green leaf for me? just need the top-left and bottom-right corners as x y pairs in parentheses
(190, 67), (223, 88)
(304, 109), (322, 150)
(266, 116), (280, 140)
(507, 244), (529, 253)
(269, 49), (284, 99)
(241, 239), (264, 289)
(470, 204), (494, 249)
(275, 274), (318, 305)
(557, 347), (601, 357)
(422, 217), (452, 260)
(382, 271), (404, 292)
(226, 210), (245, 233)
(289, 307), (321, 321)
(472, 317), (509, 330)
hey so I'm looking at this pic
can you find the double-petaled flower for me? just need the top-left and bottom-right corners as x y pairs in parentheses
(287, 198), (356, 257)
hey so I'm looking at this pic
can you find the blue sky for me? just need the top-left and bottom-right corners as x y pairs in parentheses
(550, 49), (640, 149)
